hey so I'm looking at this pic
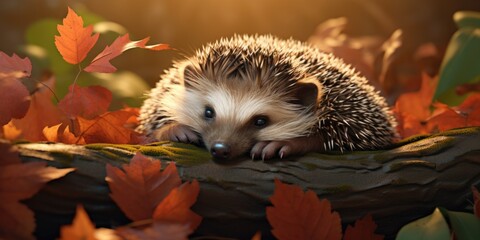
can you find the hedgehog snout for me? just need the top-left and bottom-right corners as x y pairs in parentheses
(210, 142), (231, 161)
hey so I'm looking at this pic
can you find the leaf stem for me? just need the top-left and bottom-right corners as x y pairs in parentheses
(34, 79), (60, 103)
(70, 64), (83, 134)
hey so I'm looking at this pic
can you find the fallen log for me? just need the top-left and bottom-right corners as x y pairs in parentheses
(18, 127), (480, 239)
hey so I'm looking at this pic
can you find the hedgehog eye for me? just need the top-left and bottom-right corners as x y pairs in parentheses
(253, 116), (268, 128)
(204, 106), (215, 120)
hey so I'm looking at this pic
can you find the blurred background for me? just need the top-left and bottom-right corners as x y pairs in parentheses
(1, 0), (479, 106)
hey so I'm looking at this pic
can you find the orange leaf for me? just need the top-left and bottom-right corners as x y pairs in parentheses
(457, 93), (480, 126)
(153, 180), (202, 231)
(43, 123), (85, 144)
(2, 121), (22, 140)
(121, 106), (141, 125)
(58, 84), (112, 119)
(472, 186), (480, 218)
(394, 108), (430, 138)
(77, 110), (140, 144)
(0, 76), (30, 126)
(59, 205), (97, 240)
(116, 222), (191, 240)
(394, 73), (438, 121)
(343, 214), (384, 240)
(106, 153), (182, 221)
(393, 73), (439, 138)
(0, 51), (32, 77)
(11, 76), (64, 141)
(266, 179), (342, 240)
(426, 103), (466, 133)
(84, 34), (169, 73)
(0, 143), (75, 240)
(54, 7), (99, 64)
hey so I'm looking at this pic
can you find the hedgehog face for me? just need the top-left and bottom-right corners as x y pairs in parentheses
(173, 81), (319, 160)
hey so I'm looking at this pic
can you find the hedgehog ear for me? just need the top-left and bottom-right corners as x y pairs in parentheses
(293, 76), (322, 109)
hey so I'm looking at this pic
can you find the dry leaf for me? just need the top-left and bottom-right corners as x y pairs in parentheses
(2, 121), (23, 140)
(43, 123), (85, 144)
(0, 76), (30, 126)
(266, 179), (342, 240)
(426, 103), (465, 132)
(105, 153), (181, 221)
(76, 110), (140, 144)
(393, 73), (439, 138)
(58, 84), (112, 120)
(0, 143), (75, 240)
(0, 51), (32, 77)
(59, 205), (97, 240)
(11, 76), (64, 141)
(152, 180), (202, 231)
(343, 214), (384, 240)
(84, 34), (169, 73)
(456, 93), (480, 126)
(55, 7), (99, 64)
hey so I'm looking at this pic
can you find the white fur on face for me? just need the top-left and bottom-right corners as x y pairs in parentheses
(171, 83), (318, 141)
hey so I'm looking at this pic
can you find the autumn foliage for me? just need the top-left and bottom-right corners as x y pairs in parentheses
(55, 153), (200, 240)
(394, 73), (480, 138)
(1, 6), (168, 144)
(267, 179), (384, 240)
(1, 5), (479, 240)
(0, 142), (74, 240)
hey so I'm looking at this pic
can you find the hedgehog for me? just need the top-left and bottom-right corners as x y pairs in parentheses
(138, 35), (397, 161)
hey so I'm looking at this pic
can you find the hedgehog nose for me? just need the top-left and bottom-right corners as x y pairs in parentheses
(210, 142), (231, 160)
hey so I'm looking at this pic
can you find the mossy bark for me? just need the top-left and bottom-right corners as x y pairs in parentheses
(18, 127), (480, 240)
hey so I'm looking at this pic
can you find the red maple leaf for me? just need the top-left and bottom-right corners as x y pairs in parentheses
(84, 34), (169, 73)
(105, 153), (181, 221)
(0, 51), (32, 77)
(0, 76), (30, 126)
(266, 179), (342, 240)
(54, 7), (99, 65)
(153, 180), (202, 231)
(0, 142), (75, 240)
(343, 214), (384, 240)
(59, 205), (97, 240)
(0, 51), (32, 126)
(58, 84), (112, 120)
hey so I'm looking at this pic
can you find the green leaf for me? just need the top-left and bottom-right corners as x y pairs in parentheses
(396, 208), (450, 240)
(454, 11), (480, 29)
(439, 208), (480, 240)
(434, 11), (480, 106)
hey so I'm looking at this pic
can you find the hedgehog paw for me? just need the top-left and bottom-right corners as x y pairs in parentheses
(250, 141), (292, 160)
(250, 137), (323, 160)
(152, 123), (200, 144)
